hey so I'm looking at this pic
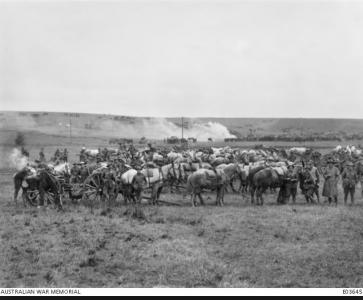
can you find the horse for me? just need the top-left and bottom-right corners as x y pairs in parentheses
(216, 163), (245, 193)
(13, 167), (36, 205)
(251, 166), (287, 205)
(186, 168), (227, 207)
(167, 151), (183, 162)
(139, 164), (170, 205)
(120, 169), (147, 204)
(247, 162), (268, 192)
(14, 168), (63, 209)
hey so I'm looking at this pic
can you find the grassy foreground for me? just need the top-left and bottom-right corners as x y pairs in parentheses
(1, 171), (363, 288)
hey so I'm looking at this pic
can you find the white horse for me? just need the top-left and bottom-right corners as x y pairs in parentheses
(47, 162), (71, 176)
(84, 149), (99, 156)
(167, 151), (183, 162)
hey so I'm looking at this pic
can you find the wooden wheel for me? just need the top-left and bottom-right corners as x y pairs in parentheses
(82, 172), (104, 207)
(24, 189), (57, 207)
(25, 189), (40, 206)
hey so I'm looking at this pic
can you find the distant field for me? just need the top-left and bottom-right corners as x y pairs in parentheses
(2, 111), (363, 142)
(0, 128), (358, 169)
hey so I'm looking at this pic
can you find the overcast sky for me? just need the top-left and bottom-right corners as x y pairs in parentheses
(0, 0), (363, 118)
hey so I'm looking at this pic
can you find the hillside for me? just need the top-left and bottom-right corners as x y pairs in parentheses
(1, 111), (363, 142)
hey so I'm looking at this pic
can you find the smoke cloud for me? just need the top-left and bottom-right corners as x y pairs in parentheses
(9, 148), (28, 171)
(99, 118), (236, 141)
(0, 112), (235, 141)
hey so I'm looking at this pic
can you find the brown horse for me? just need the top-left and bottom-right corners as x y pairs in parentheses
(14, 169), (63, 209)
(186, 169), (227, 207)
(251, 168), (285, 205)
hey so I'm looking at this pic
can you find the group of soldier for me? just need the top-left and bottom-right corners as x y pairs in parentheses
(33, 148), (68, 164)
(283, 158), (362, 205)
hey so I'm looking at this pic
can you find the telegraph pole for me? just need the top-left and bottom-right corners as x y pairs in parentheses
(182, 117), (184, 139)
(69, 115), (72, 144)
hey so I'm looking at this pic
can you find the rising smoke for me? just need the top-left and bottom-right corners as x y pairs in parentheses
(9, 148), (29, 171)
(100, 118), (236, 141)
(0, 113), (236, 141)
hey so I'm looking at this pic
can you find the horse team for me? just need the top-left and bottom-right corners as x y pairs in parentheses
(13, 144), (363, 209)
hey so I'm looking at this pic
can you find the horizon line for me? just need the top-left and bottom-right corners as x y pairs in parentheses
(1, 110), (363, 120)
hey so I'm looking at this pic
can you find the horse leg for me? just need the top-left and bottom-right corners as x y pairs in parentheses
(198, 193), (205, 206)
(22, 188), (28, 207)
(250, 185), (255, 204)
(215, 189), (221, 206)
(220, 187), (225, 206)
(191, 193), (196, 207)
(260, 188), (265, 206)
(277, 187), (283, 204)
(156, 185), (163, 205)
(255, 187), (261, 205)
(13, 179), (21, 206)
(259, 187), (267, 206)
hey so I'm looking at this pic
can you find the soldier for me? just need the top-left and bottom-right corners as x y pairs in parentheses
(80, 147), (86, 163)
(356, 160), (363, 197)
(96, 148), (102, 163)
(21, 146), (30, 158)
(322, 159), (340, 205)
(301, 166), (316, 203)
(279, 163), (298, 204)
(39, 148), (46, 162)
(306, 160), (320, 203)
(63, 148), (68, 162)
(104, 147), (110, 161)
(54, 149), (61, 162)
(341, 161), (359, 205)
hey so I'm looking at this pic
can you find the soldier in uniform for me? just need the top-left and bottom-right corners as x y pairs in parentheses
(54, 149), (61, 163)
(63, 148), (68, 162)
(341, 161), (359, 205)
(301, 166), (316, 203)
(80, 147), (86, 163)
(96, 148), (102, 163)
(322, 159), (340, 205)
(21, 146), (30, 158)
(278, 162), (298, 204)
(356, 160), (363, 197)
(306, 160), (320, 203)
(39, 148), (46, 162)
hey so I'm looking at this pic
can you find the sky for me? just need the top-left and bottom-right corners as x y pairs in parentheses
(0, 0), (363, 118)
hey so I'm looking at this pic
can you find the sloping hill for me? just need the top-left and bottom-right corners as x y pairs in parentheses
(1, 111), (363, 142)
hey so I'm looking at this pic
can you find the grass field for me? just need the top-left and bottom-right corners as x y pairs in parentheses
(1, 168), (363, 288)
(1, 128), (363, 288)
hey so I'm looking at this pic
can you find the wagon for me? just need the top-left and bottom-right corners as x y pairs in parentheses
(81, 169), (118, 208)
(21, 172), (69, 207)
